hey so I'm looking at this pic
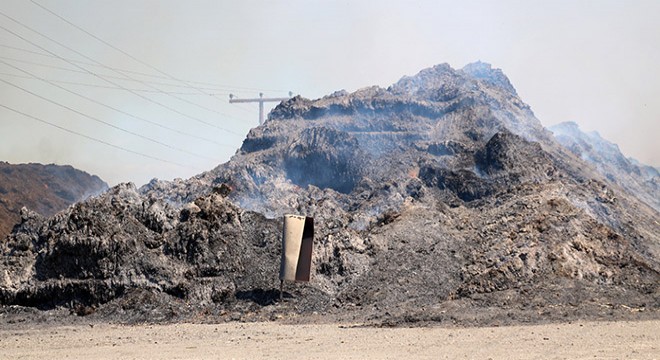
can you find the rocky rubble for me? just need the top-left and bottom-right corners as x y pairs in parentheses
(1, 183), (287, 309)
(1, 62), (658, 326)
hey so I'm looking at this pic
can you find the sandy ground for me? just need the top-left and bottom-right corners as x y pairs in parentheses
(1, 320), (658, 359)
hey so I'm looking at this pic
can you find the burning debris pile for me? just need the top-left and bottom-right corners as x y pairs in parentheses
(1, 184), (284, 319)
(1, 62), (658, 325)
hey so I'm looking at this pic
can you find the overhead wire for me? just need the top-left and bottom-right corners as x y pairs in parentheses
(29, 0), (290, 96)
(0, 103), (198, 170)
(0, 53), (236, 92)
(110, 65), (241, 120)
(0, 54), (91, 74)
(26, 0), (292, 122)
(0, 68), (232, 95)
(0, 59), (234, 150)
(0, 43), (208, 86)
(0, 74), (218, 160)
(0, 40), (290, 93)
(0, 12), (243, 137)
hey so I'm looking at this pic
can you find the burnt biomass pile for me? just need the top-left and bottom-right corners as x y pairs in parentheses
(1, 62), (658, 326)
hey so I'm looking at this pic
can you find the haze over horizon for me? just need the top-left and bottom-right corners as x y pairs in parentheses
(1, 0), (658, 186)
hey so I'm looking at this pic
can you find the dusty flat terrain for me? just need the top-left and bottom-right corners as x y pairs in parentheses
(1, 320), (658, 359)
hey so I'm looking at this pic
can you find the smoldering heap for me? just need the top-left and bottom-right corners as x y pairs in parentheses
(1, 62), (658, 325)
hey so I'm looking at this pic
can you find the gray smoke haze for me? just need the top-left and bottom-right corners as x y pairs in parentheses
(0, 0), (658, 186)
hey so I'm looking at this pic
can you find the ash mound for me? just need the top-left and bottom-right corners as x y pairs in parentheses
(1, 63), (658, 326)
(0, 162), (107, 239)
(550, 121), (659, 211)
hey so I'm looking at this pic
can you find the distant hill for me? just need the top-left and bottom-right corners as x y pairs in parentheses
(0, 162), (108, 238)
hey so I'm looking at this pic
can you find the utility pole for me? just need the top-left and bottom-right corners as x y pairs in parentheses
(229, 92), (293, 125)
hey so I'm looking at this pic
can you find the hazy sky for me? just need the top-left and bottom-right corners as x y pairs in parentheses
(0, 0), (658, 186)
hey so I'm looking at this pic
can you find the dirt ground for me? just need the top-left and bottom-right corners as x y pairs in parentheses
(1, 320), (658, 359)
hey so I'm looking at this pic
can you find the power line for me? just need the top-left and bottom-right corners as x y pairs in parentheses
(0, 102), (197, 169)
(13, 2), (261, 122)
(0, 43), (208, 87)
(29, 0), (290, 95)
(0, 59), (234, 150)
(0, 47), (240, 118)
(0, 53), (237, 93)
(0, 67), (233, 95)
(110, 65), (240, 120)
(0, 40), (289, 93)
(0, 74), (219, 160)
(0, 13), (242, 136)
(0, 70), (216, 94)
(0, 54), (89, 74)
